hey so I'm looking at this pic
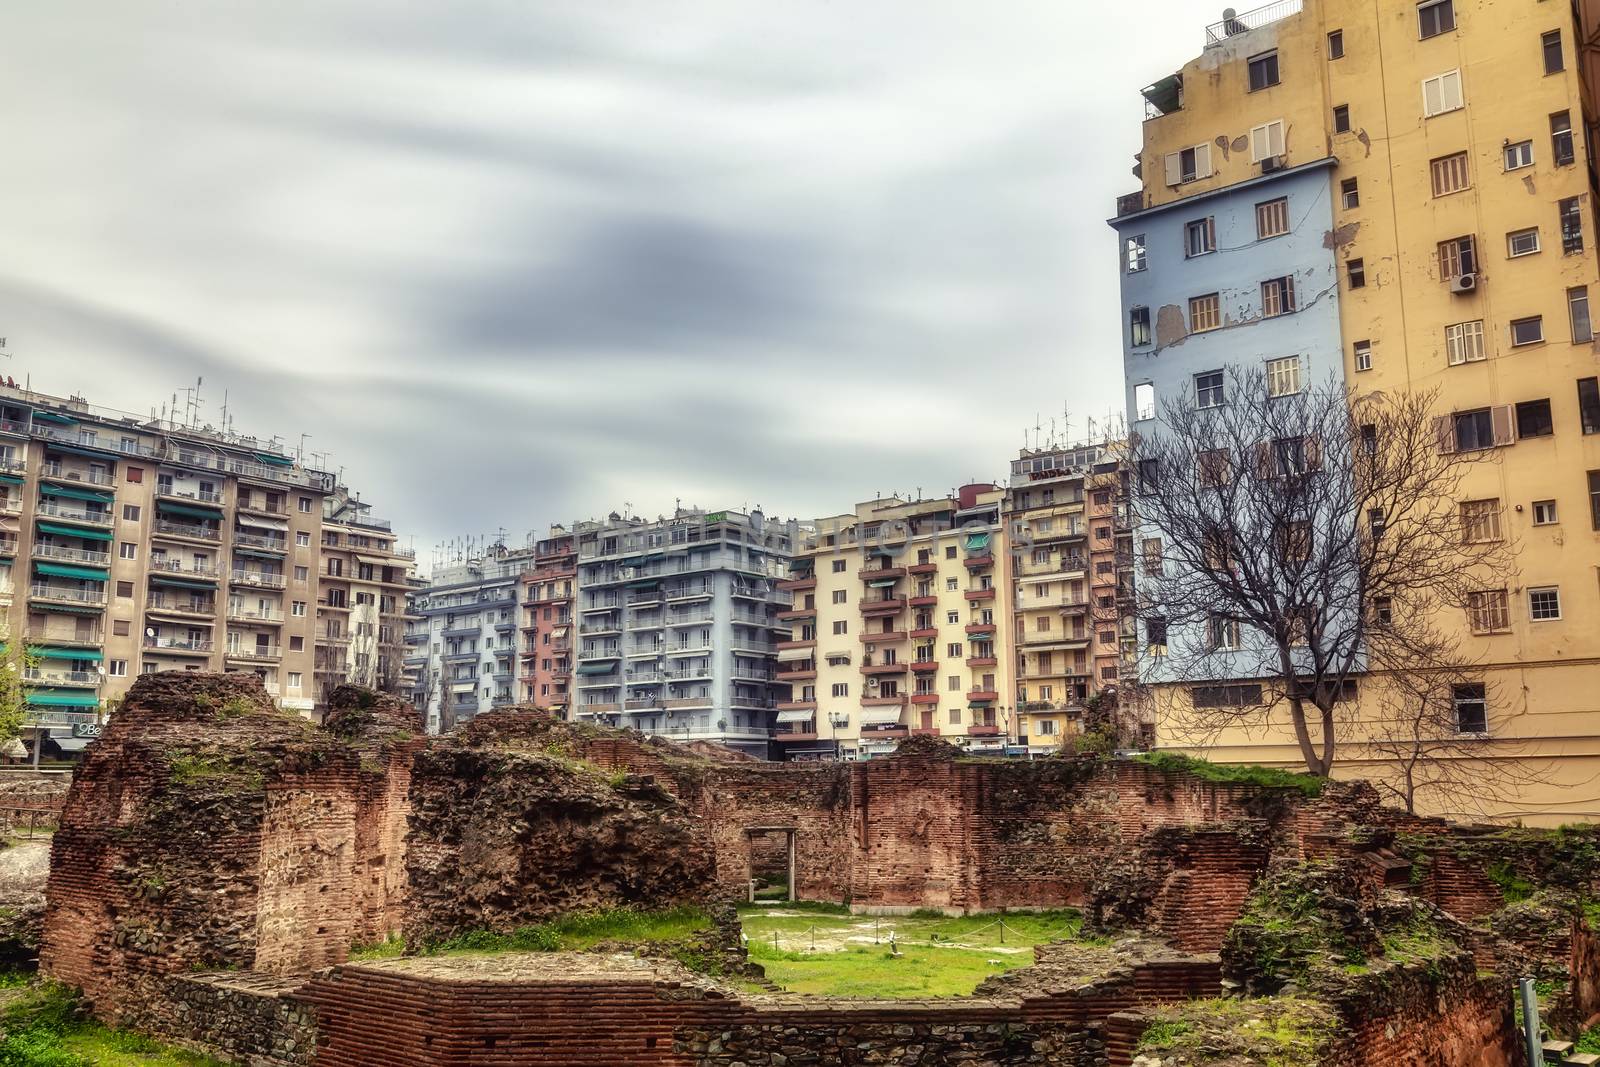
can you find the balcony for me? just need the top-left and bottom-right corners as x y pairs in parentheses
(776, 639), (816, 652)
(30, 583), (107, 607)
(964, 588), (996, 602)
(963, 555), (994, 570)
(908, 595), (938, 607)
(967, 724), (1002, 738)
(775, 724), (818, 742)
(628, 589), (665, 605)
(860, 597), (906, 615)
(858, 566), (906, 581)
(578, 620), (622, 635)
(147, 595), (217, 619)
(153, 519), (220, 543)
(908, 562), (938, 575)
(860, 630), (907, 644)
(233, 531), (287, 553)
(230, 569), (287, 590)
(860, 661), (908, 677)
(38, 628), (102, 649)
(37, 501), (113, 528)
(151, 557), (220, 580)
(910, 692), (940, 705)
(40, 463), (116, 488)
(33, 543), (111, 566)
(777, 699), (817, 712)
(144, 637), (214, 655)
(776, 666), (816, 682)
(861, 694), (907, 707)
(776, 575), (816, 592)
(22, 667), (101, 688)
(155, 486), (224, 506)
(0, 499), (21, 516)
(227, 605), (284, 624)
(966, 656), (998, 668)
(909, 659), (939, 673)
(909, 626), (938, 639)
(236, 497), (288, 517)
(965, 622), (997, 636)
(777, 606), (815, 621)
(1204, 0), (1301, 47)
(664, 583), (713, 601)
(226, 645), (282, 663)
(967, 689), (1000, 703)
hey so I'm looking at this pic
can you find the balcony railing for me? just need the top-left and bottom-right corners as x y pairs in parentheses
(230, 569), (287, 589)
(156, 486), (224, 504)
(1204, 0), (1302, 46)
(226, 645), (282, 661)
(22, 667), (101, 687)
(33, 543), (111, 566)
(153, 519), (220, 542)
(228, 606), (284, 623)
(144, 637), (214, 653)
(148, 595), (217, 616)
(152, 557), (219, 577)
(37, 501), (113, 527)
(233, 531), (287, 552)
(30, 583), (107, 605)
(41, 463), (116, 486)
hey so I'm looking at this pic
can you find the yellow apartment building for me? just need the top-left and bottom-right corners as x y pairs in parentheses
(1121, 0), (1600, 821)
(774, 486), (1015, 759)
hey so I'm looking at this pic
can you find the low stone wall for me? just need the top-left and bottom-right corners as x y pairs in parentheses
(680, 1013), (1106, 1066)
(1332, 957), (1517, 1066)
(129, 972), (316, 1067)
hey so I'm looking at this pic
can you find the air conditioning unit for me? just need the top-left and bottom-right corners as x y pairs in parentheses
(1450, 273), (1478, 294)
(1261, 156), (1284, 174)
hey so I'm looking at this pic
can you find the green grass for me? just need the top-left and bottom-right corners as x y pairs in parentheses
(349, 934), (405, 961)
(0, 980), (225, 1067)
(1134, 751), (1325, 797)
(1484, 861), (1534, 904)
(739, 907), (1087, 998)
(420, 905), (710, 957)
(1135, 996), (1335, 1067)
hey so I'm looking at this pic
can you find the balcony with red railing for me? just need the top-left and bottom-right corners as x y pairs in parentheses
(776, 639), (817, 652)
(909, 626), (938, 639)
(966, 656), (998, 668)
(908, 595), (938, 607)
(860, 597), (907, 615)
(858, 566), (906, 581)
(965, 622), (997, 636)
(967, 724), (1001, 737)
(776, 722), (818, 742)
(777, 575), (817, 592)
(909, 659), (939, 673)
(963, 554), (994, 570)
(910, 692), (940, 705)
(908, 562), (938, 575)
(967, 689), (1000, 703)
(859, 630), (906, 644)
(860, 662), (908, 676)
(964, 587), (996, 602)
(776, 665), (817, 682)
(861, 694), (908, 707)
(776, 699), (817, 711)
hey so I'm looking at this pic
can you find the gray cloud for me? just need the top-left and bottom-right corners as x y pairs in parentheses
(0, 0), (1206, 567)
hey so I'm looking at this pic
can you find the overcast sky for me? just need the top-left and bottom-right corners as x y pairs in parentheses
(0, 2), (1203, 570)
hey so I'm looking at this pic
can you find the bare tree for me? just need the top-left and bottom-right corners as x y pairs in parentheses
(1130, 367), (1512, 783)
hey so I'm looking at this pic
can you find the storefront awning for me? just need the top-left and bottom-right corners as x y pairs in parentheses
(26, 691), (100, 708)
(34, 647), (102, 662)
(776, 709), (814, 723)
(42, 484), (113, 504)
(859, 707), (905, 725)
(34, 562), (109, 581)
(776, 647), (813, 663)
(157, 501), (224, 521)
(38, 522), (112, 542)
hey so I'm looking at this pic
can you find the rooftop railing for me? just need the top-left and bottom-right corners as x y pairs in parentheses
(1205, 0), (1302, 45)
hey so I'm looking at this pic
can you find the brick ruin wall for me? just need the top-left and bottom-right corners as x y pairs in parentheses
(1329, 958), (1519, 1067)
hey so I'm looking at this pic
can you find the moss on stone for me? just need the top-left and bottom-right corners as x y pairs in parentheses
(1135, 996), (1337, 1065)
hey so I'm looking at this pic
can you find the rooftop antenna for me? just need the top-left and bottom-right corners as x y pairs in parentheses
(298, 433), (312, 463)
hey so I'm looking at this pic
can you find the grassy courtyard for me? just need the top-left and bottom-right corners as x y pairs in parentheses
(738, 904), (1089, 998)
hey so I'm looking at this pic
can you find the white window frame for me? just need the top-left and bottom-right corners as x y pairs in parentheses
(1528, 586), (1562, 621)
(1445, 320), (1486, 365)
(1134, 382), (1155, 421)
(1532, 500), (1559, 525)
(1266, 356), (1302, 397)
(1507, 228), (1541, 257)
(1504, 140), (1534, 171)
(1353, 340), (1372, 371)
(1249, 120), (1286, 164)
(1510, 316), (1544, 347)
(1125, 234), (1147, 273)
(1421, 70), (1464, 117)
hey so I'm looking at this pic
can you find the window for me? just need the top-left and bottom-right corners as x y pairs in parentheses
(1570, 287), (1593, 342)
(1560, 197), (1583, 254)
(1437, 235), (1476, 280)
(1266, 356), (1301, 397)
(1255, 197), (1289, 238)
(1125, 234), (1147, 272)
(1430, 152), (1469, 196)
(1590, 471), (1600, 529)
(1507, 228), (1540, 257)
(1190, 293), (1221, 332)
(292, 600), (307, 617)
(1504, 140), (1533, 170)
(295, 531), (310, 547)
(294, 565), (308, 582)
(1515, 398), (1553, 438)
(831, 559), (847, 572)
(945, 577), (958, 591)
(1141, 537), (1163, 576)
(1272, 436), (1311, 477)
(1198, 448), (1232, 487)
(116, 580), (132, 598)
(946, 642), (963, 658)
(832, 620), (848, 635)
(1134, 382), (1155, 421)
(1453, 684), (1487, 734)
(1279, 520), (1312, 561)
(1327, 30), (1344, 59)
(831, 682), (849, 698)
(1347, 259), (1366, 288)
(1207, 615), (1243, 651)
(1445, 320), (1485, 365)
(1247, 50), (1279, 91)
(1164, 144), (1213, 185)
(1249, 121), (1285, 164)
(1354, 340), (1372, 371)
(1529, 586), (1562, 621)
(1340, 178), (1359, 209)
(946, 610), (959, 624)
(1418, 0), (1454, 39)
(1184, 217), (1216, 257)
(1192, 684), (1265, 708)
(1137, 458), (1159, 493)
(1372, 597), (1394, 627)
(1196, 371), (1224, 409)
(945, 546), (957, 559)
(1510, 317), (1544, 346)
(1368, 507), (1387, 539)
(1543, 29), (1564, 75)
(1467, 591), (1510, 634)
(1579, 378), (1600, 434)
(1422, 71), (1463, 117)
(1332, 104), (1350, 133)
(1147, 617), (1169, 649)
(1533, 499), (1559, 525)
(1460, 499), (1502, 542)
(1261, 276), (1296, 316)
(118, 541), (137, 560)
(122, 504), (140, 522)
(112, 620), (130, 637)
(832, 589), (847, 604)
(1448, 407), (1508, 452)
(1552, 111), (1574, 165)
(297, 496), (313, 513)
(1130, 306), (1151, 347)
(108, 659), (128, 677)
(1360, 423), (1378, 455)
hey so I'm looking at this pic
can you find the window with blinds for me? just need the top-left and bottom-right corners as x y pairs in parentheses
(1422, 70), (1463, 117)
(1430, 152), (1469, 196)
(1437, 235), (1477, 280)
(1445, 320), (1485, 364)
(1189, 293), (1221, 332)
(1256, 197), (1290, 238)
(1467, 590), (1510, 634)
(1261, 277), (1296, 316)
(1266, 356), (1301, 397)
(1459, 499), (1503, 543)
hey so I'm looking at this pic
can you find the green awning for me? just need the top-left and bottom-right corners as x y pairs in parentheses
(575, 662), (617, 675)
(150, 575), (216, 590)
(233, 547), (283, 561)
(625, 580), (659, 590)
(254, 452), (294, 467)
(25, 690), (99, 708)
(37, 522), (112, 542)
(964, 533), (991, 552)
(30, 411), (77, 426)
(0, 475), (21, 486)
(42, 485), (113, 504)
(34, 603), (103, 615)
(34, 562), (109, 581)
(157, 501), (224, 520)
(33, 647), (102, 662)
(868, 578), (899, 588)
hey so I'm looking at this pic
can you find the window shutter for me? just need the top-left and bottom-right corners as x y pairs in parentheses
(1434, 415), (1457, 454)
(1423, 77), (1443, 117)
(1442, 71), (1462, 111)
(1195, 142), (1213, 179)
(1305, 434), (1323, 470)
(1270, 121), (1286, 158)
(1253, 442), (1274, 479)
(1164, 152), (1182, 186)
(1491, 405), (1514, 446)
(1250, 125), (1269, 163)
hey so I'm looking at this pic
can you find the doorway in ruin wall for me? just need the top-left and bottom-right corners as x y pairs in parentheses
(746, 827), (796, 903)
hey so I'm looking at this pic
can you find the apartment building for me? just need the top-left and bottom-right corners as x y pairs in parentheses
(407, 543), (533, 732)
(518, 526), (576, 713)
(568, 508), (795, 758)
(1085, 448), (1140, 731)
(313, 489), (415, 714)
(0, 382), (344, 753)
(1115, 0), (1600, 819)
(775, 486), (1013, 760)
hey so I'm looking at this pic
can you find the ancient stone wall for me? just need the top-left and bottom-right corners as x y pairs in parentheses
(1330, 958), (1518, 1067)
(126, 972), (316, 1067)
